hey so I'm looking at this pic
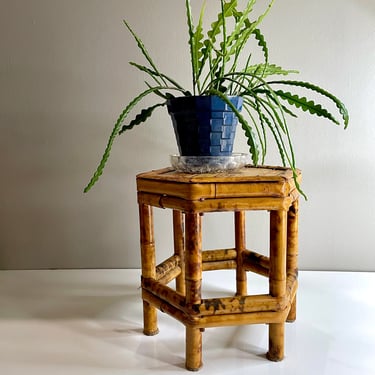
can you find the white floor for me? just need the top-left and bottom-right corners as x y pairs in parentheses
(0, 269), (374, 375)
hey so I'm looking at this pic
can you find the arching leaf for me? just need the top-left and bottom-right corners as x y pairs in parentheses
(84, 87), (166, 193)
(119, 103), (165, 134)
(253, 28), (268, 65)
(269, 80), (349, 127)
(274, 90), (340, 125)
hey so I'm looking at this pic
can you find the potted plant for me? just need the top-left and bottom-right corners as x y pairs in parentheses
(84, 0), (349, 196)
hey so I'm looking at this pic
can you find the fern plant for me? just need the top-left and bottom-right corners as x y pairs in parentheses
(84, 0), (349, 194)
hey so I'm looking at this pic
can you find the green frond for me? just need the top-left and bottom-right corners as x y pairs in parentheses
(129, 62), (186, 91)
(251, 0), (276, 32)
(245, 98), (266, 163)
(144, 81), (169, 99)
(185, 0), (197, 94)
(273, 90), (340, 125)
(248, 97), (305, 198)
(246, 64), (298, 78)
(193, 1), (206, 89)
(83, 87), (166, 193)
(198, 0), (238, 86)
(255, 92), (287, 133)
(119, 103), (165, 134)
(269, 80), (349, 127)
(219, 2), (256, 67)
(252, 28), (268, 65)
(224, 0), (256, 47)
(256, 101), (286, 166)
(123, 20), (166, 86)
(207, 0), (238, 44)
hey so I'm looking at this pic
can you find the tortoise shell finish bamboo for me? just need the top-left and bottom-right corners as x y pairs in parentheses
(136, 165), (300, 371)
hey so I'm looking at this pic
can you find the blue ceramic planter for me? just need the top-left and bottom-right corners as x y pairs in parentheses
(167, 95), (243, 156)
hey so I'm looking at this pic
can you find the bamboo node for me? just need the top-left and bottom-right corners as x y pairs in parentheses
(158, 194), (167, 209)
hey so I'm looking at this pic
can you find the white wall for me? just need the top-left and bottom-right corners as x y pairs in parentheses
(0, 0), (374, 270)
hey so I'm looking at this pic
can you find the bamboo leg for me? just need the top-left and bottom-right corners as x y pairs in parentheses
(139, 204), (159, 336)
(235, 211), (247, 296)
(143, 301), (158, 336)
(287, 200), (299, 322)
(173, 210), (185, 295)
(288, 297), (297, 323)
(186, 327), (202, 372)
(267, 323), (285, 361)
(185, 213), (203, 371)
(267, 210), (287, 361)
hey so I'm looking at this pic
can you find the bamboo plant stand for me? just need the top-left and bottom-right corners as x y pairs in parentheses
(136, 166), (300, 371)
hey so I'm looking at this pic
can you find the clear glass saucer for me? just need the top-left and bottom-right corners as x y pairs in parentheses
(170, 153), (251, 173)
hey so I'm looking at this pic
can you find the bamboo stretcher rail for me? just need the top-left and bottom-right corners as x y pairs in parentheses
(142, 278), (186, 311)
(202, 249), (237, 262)
(155, 255), (181, 280)
(193, 308), (290, 328)
(191, 272), (297, 317)
(202, 248), (237, 271)
(241, 249), (270, 276)
(142, 289), (193, 326)
(202, 260), (237, 271)
(199, 248), (271, 274)
(193, 294), (285, 316)
(143, 270), (297, 319)
(157, 266), (182, 285)
(153, 247), (276, 280)
(192, 248), (270, 270)
(141, 289), (293, 329)
(243, 249), (270, 270)
(243, 261), (269, 277)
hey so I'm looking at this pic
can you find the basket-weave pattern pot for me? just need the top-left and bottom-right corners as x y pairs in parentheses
(167, 95), (243, 156)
